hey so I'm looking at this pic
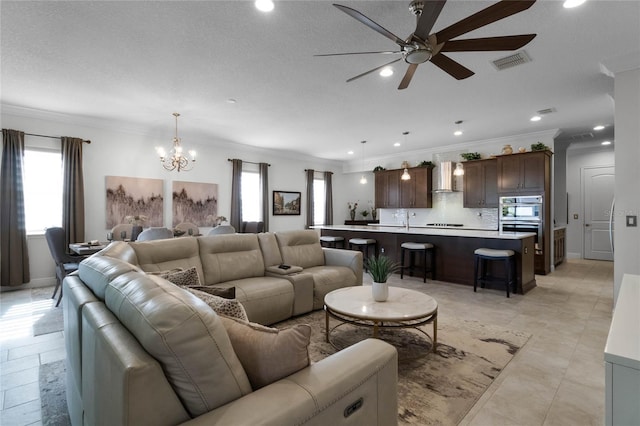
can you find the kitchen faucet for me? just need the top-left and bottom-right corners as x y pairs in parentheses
(404, 211), (416, 230)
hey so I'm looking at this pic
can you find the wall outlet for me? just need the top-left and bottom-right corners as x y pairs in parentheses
(573, 213), (579, 220)
(627, 215), (637, 227)
(380, 247), (385, 253)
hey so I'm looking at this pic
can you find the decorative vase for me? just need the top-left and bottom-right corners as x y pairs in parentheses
(372, 282), (389, 302)
(518, 146), (526, 153)
(350, 210), (356, 220)
(502, 144), (513, 155)
(371, 208), (377, 220)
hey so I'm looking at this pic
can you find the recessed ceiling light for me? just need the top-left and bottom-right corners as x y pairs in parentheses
(255, 0), (274, 12)
(379, 67), (394, 77)
(563, 0), (586, 8)
(593, 125), (605, 131)
(394, 142), (401, 147)
(227, 98), (237, 104)
(601, 140), (612, 145)
(454, 130), (463, 136)
(530, 115), (542, 122)
(348, 150), (354, 155)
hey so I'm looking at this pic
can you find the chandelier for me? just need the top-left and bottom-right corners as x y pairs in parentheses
(156, 112), (196, 172)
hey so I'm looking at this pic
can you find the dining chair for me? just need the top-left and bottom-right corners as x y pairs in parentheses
(136, 227), (174, 241)
(207, 225), (236, 235)
(45, 227), (88, 307)
(175, 222), (199, 236)
(111, 224), (134, 241)
(241, 221), (264, 233)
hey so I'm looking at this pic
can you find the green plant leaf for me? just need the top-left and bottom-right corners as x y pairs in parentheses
(364, 254), (399, 283)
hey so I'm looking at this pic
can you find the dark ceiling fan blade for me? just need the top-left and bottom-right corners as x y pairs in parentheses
(441, 34), (536, 52)
(435, 0), (536, 43)
(346, 58), (403, 83)
(398, 64), (419, 90)
(333, 4), (410, 47)
(314, 51), (402, 57)
(414, 0), (447, 41)
(430, 54), (475, 80)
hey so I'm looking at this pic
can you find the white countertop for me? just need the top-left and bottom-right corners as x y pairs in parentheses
(313, 225), (536, 240)
(605, 274), (640, 370)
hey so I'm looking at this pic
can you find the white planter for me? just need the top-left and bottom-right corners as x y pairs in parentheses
(372, 281), (389, 302)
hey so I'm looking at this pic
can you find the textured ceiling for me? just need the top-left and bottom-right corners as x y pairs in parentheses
(1, 1), (638, 161)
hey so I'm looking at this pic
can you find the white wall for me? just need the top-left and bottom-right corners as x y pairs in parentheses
(613, 68), (640, 303)
(2, 108), (343, 289)
(565, 145), (615, 258)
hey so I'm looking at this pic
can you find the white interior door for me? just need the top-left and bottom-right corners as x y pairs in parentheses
(583, 166), (615, 260)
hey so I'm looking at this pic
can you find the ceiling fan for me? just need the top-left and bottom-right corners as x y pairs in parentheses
(316, 0), (537, 89)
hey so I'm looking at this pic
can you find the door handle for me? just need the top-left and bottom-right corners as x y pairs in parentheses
(585, 223), (591, 227)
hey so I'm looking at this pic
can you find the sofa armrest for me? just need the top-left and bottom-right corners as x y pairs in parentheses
(181, 338), (398, 426)
(323, 248), (363, 285)
(265, 271), (314, 316)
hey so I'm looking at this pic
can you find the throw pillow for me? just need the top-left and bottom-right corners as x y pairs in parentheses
(187, 288), (248, 322)
(159, 267), (200, 287)
(187, 285), (235, 299)
(219, 315), (311, 390)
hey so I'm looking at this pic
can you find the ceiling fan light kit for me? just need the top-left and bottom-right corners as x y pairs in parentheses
(319, 1), (537, 89)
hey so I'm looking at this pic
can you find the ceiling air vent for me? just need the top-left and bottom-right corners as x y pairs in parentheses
(570, 132), (595, 141)
(537, 107), (557, 115)
(492, 50), (531, 71)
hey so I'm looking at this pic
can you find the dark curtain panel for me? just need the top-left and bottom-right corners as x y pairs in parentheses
(1, 129), (31, 286)
(305, 169), (315, 229)
(324, 171), (334, 225)
(259, 162), (269, 232)
(61, 137), (85, 249)
(230, 159), (243, 231)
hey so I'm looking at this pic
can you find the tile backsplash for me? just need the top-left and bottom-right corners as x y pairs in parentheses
(377, 192), (499, 230)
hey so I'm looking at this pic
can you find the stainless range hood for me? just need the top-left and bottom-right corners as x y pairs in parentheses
(433, 161), (459, 193)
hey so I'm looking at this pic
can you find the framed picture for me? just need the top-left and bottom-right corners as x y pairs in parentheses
(273, 191), (301, 215)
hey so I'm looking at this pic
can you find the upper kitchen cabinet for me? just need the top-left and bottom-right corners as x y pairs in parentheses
(497, 150), (552, 195)
(374, 169), (400, 208)
(375, 167), (433, 208)
(463, 158), (498, 208)
(401, 166), (433, 208)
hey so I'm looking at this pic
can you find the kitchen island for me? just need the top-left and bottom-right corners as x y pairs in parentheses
(314, 225), (537, 294)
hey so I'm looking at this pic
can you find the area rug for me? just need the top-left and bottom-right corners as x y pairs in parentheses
(39, 360), (71, 426)
(31, 287), (64, 336)
(276, 310), (530, 425)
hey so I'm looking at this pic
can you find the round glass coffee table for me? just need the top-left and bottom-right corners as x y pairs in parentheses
(324, 286), (438, 352)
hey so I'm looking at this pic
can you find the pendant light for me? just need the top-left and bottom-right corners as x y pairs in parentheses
(401, 132), (411, 181)
(359, 141), (367, 184)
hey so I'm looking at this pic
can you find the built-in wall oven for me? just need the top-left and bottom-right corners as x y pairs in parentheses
(499, 195), (543, 254)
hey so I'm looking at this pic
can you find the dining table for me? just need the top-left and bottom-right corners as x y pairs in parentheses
(69, 242), (108, 255)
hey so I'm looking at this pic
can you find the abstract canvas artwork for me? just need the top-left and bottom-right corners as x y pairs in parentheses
(172, 181), (218, 227)
(105, 176), (164, 228)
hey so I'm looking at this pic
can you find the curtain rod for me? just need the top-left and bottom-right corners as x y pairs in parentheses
(227, 158), (270, 166)
(305, 169), (333, 174)
(24, 132), (91, 144)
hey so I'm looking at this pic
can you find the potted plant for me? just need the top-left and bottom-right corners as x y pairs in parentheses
(373, 166), (386, 172)
(364, 255), (399, 302)
(418, 161), (434, 168)
(460, 152), (481, 161)
(360, 209), (370, 219)
(530, 142), (549, 151)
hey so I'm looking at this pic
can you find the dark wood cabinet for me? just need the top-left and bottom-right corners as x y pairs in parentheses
(497, 150), (551, 195)
(463, 158), (498, 208)
(375, 167), (432, 208)
(374, 169), (400, 208)
(554, 227), (566, 266)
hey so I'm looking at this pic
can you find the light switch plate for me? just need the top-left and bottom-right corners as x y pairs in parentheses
(627, 215), (637, 227)
(573, 214), (579, 220)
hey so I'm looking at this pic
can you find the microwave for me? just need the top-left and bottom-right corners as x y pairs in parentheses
(499, 195), (543, 222)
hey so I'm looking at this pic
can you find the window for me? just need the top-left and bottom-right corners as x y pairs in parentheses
(23, 148), (62, 233)
(313, 177), (325, 225)
(241, 170), (261, 221)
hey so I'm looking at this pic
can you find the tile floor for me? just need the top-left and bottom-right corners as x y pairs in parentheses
(0, 258), (613, 425)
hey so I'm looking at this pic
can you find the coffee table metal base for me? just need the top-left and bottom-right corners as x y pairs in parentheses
(324, 306), (437, 352)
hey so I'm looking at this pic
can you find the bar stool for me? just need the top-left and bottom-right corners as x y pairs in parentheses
(400, 242), (435, 283)
(348, 238), (377, 270)
(320, 235), (345, 249)
(473, 248), (516, 298)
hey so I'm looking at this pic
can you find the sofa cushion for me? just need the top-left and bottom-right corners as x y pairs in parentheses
(257, 232), (283, 267)
(104, 271), (252, 417)
(78, 255), (142, 301)
(304, 265), (359, 310)
(186, 288), (249, 321)
(275, 230), (325, 269)
(98, 241), (139, 265)
(198, 234), (266, 285)
(129, 238), (205, 284)
(219, 316), (311, 390)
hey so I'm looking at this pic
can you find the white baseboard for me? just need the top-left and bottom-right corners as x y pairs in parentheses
(0, 276), (56, 292)
(567, 252), (582, 259)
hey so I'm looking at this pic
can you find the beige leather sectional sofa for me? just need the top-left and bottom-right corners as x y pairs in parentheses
(63, 230), (398, 425)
